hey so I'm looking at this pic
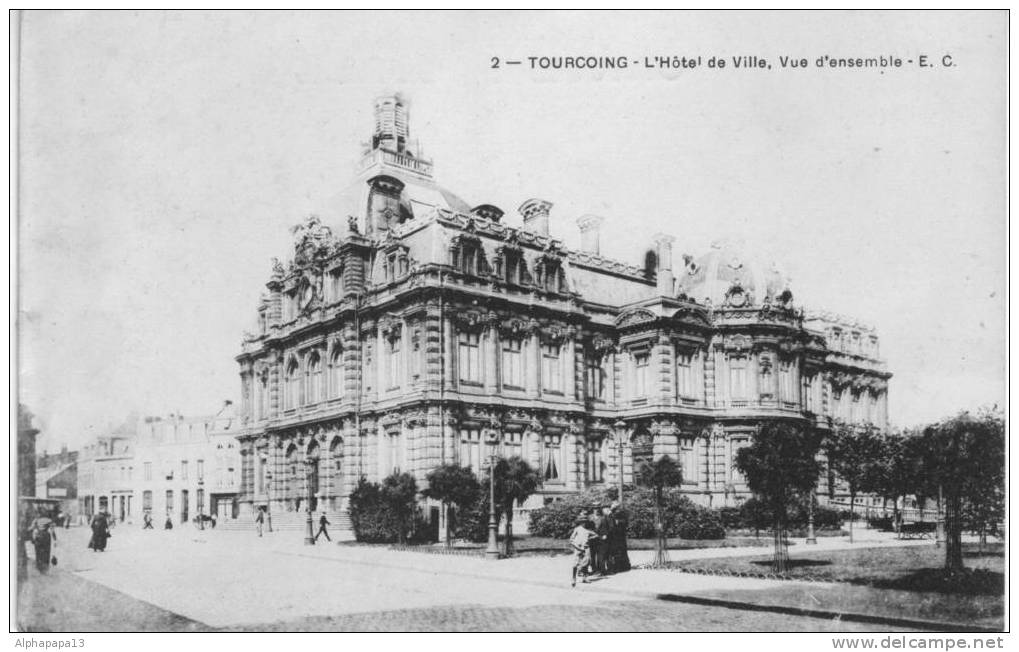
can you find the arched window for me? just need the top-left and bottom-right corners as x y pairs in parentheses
(285, 357), (300, 410)
(306, 352), (322, 405)
(329, 436), (343, 471)
(329, 346), (344, 398)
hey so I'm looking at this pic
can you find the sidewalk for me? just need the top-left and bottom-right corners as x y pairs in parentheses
(209, 528), (996, 630)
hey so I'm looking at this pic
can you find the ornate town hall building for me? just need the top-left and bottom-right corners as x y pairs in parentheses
(234, 94), (890, 528)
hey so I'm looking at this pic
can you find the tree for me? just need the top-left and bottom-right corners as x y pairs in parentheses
(381, 472), (419, 545)
(868, 430), (926, 534)
(422, 464), (481, 547)
(735, 421), (823, 572)
(826, 423), (885, 543)
(920, 409), (1004, 571)
(491, 456), (540, 557)
(638, 455), (683, 566)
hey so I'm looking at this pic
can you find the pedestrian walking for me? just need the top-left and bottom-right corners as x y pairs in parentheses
(164, 515), (173, 530)
(315, 513), (331, 542)
(569, 516), (598, 587)
(255, 507), (265, 537)
(31, 508), (57, 572)
(88, 511), (110, 552)
(142, 512), (154, 529)
(210, 513), (217, 529)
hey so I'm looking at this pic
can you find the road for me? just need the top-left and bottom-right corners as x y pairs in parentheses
(15, 525), (922, 632)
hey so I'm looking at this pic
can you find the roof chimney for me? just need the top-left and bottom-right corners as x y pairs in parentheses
(576, 215), (604, 255)
(653, 233), (676, 295)
(518, 198), (553, 237)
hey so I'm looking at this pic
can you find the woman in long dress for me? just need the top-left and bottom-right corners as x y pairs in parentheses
(88, 511), (109, 552)
(609, 502), (631, 573)
(31, 509), (56, 572)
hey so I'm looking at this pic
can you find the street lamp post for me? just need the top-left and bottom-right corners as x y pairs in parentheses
(612, 419), (627, 506)
(484, 427), (500, 560)
(806, 488), (818, 545)
(304, 456), (318, 546)
(261, 454), (273, 533)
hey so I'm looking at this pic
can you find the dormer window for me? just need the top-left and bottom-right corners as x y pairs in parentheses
(381, 248), (409, 284)
(535, 256), (567, 293)
(451, 235), (486, 276)
(504, 249), (527, 285)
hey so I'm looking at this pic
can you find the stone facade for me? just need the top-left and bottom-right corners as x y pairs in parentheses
(234, 93), (890, 526)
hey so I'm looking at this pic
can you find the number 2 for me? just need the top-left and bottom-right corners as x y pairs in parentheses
(491, 57), (500, 69)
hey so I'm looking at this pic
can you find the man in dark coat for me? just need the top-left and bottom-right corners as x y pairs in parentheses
(315, 513), (331, 542)
(594, 505), (612, 574)
(608, 501), (630, 572)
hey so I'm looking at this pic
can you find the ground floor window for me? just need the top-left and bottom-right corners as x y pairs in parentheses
(460, 428), (483, 475)
(541, 434), (562, 482)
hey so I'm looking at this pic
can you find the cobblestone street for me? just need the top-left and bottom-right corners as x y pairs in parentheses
(16, 525), (923, 632)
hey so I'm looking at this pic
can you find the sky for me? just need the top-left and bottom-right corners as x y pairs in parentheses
(16, 10), (1006, 452)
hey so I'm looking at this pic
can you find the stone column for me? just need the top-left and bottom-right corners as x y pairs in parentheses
(658, 335), (674, 404)
(714, 348), (727, 407)
(564, 426), (583, 490)
(484, 322), (499, 394)
(376, 327), (386, 397)
(564, 331), (577, 400)
(342, 324), (359, 405)
(402, 322), (412, 389)
(527, 329), (541, 398)
(699, 434), (711, 491)
(443, 317), (456, 391)
(424, 303), (443, 392)
(269, 353), (282, 417)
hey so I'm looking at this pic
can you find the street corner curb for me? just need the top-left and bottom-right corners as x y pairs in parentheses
(653, 593), (1003, 634)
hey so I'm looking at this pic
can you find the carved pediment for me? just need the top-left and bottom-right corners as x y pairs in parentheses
(671, 305), (712, 327)
(615, 308), (657, 329)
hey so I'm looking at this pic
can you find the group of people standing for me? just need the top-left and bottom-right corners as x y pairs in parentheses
(569, 501), (630, 586)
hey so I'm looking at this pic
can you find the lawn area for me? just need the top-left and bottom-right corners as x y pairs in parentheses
(667, 542), (1004, 629)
